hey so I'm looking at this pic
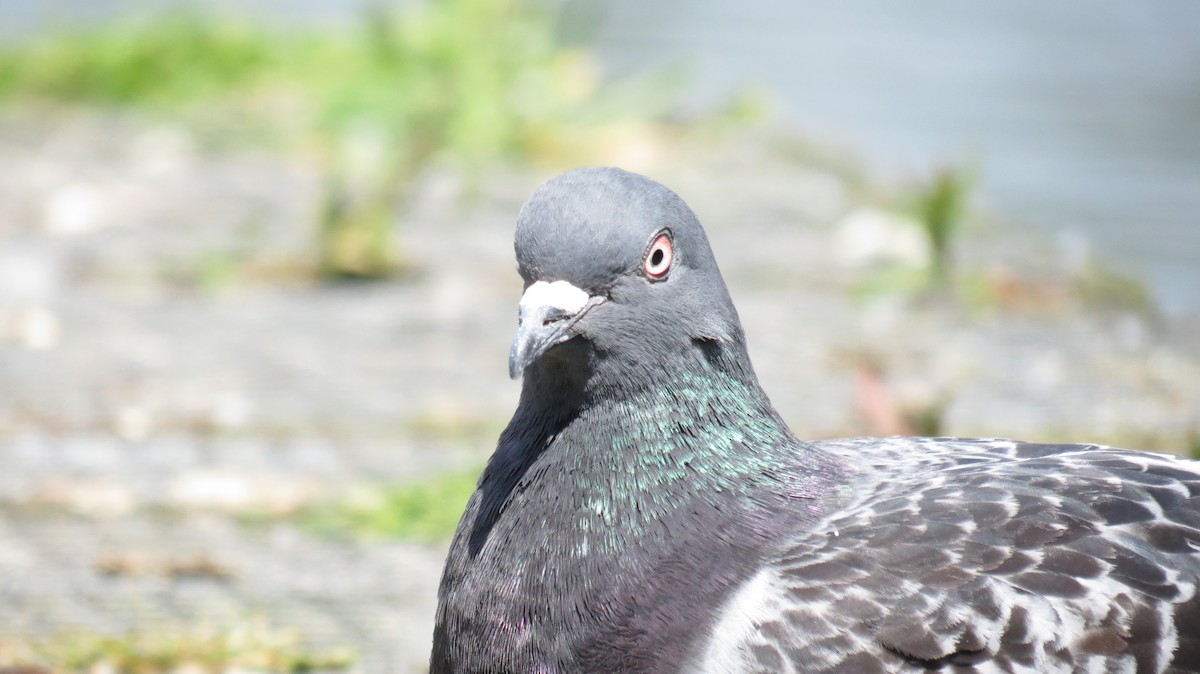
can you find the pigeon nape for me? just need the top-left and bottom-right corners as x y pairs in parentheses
(431, 167), (1200, 673)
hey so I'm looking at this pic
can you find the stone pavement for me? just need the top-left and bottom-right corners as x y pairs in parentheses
(1, 115), (1197, 672)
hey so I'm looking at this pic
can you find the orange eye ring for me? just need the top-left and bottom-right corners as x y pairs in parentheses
(643, 233), (673, 279)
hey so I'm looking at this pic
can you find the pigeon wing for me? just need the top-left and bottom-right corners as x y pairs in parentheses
(700, 439), (1200, 673)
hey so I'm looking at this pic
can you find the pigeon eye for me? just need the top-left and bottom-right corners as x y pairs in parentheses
(644, 233), (673, 279)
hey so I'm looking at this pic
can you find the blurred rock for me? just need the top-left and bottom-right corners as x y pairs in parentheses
(211, 390), (253, 430)
(834, 206), (929, 269)
(0, 247), (61, 303)
(33, 477), (135, 518)
(45, 183), (105, 235)
(113, 404), (152, 441)
(130, 125), (196, 177)
(9, 308), (61, 350)
(167, 471), (320, 514)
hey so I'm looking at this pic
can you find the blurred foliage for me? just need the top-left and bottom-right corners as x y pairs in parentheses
(905, 400), (946, 437)
(0, 15), (274, 106)
(849, 263), (930, 304)
(0, 619), (355, 673)
(316, 176), (404, 281)
(851, 165), (978, 304)
(913, 165), (976, 284)
(1072, 261), (1158, 318)
(857, 161), (1155, 320)
(299, 468), (481, 543)
(0, 0), (670, 280)
(0, 0), (627, 161)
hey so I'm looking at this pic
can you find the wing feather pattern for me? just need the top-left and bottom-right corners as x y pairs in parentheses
(702, 439), (1200, 673)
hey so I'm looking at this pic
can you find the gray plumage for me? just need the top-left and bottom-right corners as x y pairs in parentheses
(431, 167), (1200, 673)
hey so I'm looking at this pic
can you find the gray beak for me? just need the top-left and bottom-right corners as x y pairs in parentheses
(508, 280), (602, 379)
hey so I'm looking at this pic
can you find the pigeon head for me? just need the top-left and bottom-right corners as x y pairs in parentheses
(509, 167), (745, 382)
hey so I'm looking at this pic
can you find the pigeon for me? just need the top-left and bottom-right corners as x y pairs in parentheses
(431, 167), (1200, 673)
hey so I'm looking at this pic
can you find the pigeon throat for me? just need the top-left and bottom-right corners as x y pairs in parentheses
(515, 338), (837, 512)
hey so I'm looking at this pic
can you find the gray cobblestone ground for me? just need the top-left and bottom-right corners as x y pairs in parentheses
(1, 114), (1197, 672)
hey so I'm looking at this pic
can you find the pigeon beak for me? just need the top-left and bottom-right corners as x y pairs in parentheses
(509, 280), (603, 380)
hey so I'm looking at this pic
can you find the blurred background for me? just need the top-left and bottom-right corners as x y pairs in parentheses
(0, 1), (1197, 671)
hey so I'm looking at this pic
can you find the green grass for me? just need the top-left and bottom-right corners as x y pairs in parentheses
(0, 619), (355, 673)
(913, 165), (976, 284)
(0, 0), (661, 165)
(299, 468), (481, 543)
(0, 0), (670, 281)
(0, 15), (276, 107)
(850, 165), (979, 303)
